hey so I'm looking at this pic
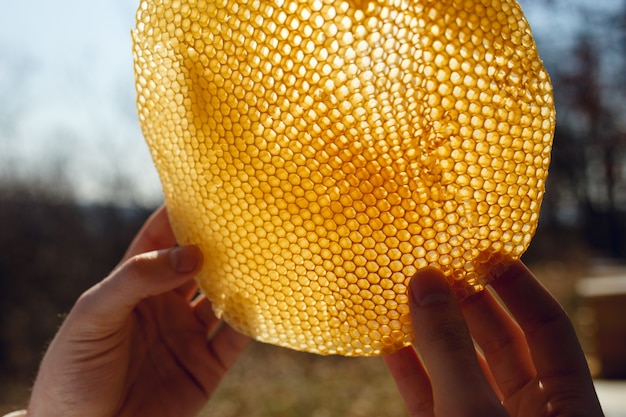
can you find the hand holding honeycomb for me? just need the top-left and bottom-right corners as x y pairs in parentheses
(133, 0), (554, 356)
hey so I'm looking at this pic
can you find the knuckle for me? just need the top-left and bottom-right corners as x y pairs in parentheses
(480, 331), (519, 355)
(428, 319), (472, 352)
(121, 252), (160, 279)
(526, 310), (567, 336)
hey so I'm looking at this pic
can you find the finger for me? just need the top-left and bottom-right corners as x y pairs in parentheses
(409, 267), (506, 416)
(74, 245), (203, 333)
(210, 323), (250, 365)
(121, 205), (177, 263)
(384, 346), (434, 417)
(206, 322), (250, 377)
(489, 261), (605, 415)
(177, 279), (200, 301)
(187, 321), (250, 395)
(475, 344), (502, 400)
(490, 261), (590, 380)
(191, 294), (223, 336)
(461, 287), (536, 398)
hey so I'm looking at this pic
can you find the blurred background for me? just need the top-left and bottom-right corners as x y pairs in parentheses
(1, 0), (625, 415)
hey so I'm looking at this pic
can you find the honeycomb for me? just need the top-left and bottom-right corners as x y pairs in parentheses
(133, 0), (554, 356)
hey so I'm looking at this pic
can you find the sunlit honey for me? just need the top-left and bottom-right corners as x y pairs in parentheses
(133, 0), (555, 355)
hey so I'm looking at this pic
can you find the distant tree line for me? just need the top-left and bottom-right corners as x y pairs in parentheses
(532, 0), (626, 258)
(0, 179), (152, 409)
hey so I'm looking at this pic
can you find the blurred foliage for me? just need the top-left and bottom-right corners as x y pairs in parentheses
(535, 0), (626, 258)
(0, 177), (151, 412)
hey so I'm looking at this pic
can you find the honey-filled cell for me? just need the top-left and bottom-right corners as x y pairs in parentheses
(133, 0), (554, 356)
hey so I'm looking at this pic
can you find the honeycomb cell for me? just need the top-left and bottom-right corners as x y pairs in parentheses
(133, 0), (555, 356)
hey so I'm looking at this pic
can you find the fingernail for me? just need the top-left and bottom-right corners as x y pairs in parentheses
(410, 267), (451, 306)
(170, 246), (201, 273)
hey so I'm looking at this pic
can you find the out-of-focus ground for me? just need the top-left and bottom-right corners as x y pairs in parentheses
(200, 343), (407, 417)
(1, 195), (625, 416)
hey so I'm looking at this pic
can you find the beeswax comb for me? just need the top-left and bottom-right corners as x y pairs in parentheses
(133, 0), (555, 356)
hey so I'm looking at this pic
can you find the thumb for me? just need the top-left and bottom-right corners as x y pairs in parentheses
(71, 245), (203, 333)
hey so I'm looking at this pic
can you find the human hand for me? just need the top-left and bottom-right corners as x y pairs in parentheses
(27, 206), (250, 417)
(384, 260), (604, 416)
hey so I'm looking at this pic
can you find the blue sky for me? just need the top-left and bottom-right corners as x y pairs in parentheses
(0, 0), (618, 205)
(0, 0), (156, 203)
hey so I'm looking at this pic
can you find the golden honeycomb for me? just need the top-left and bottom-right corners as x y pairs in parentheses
(133, 0), (554, 356)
